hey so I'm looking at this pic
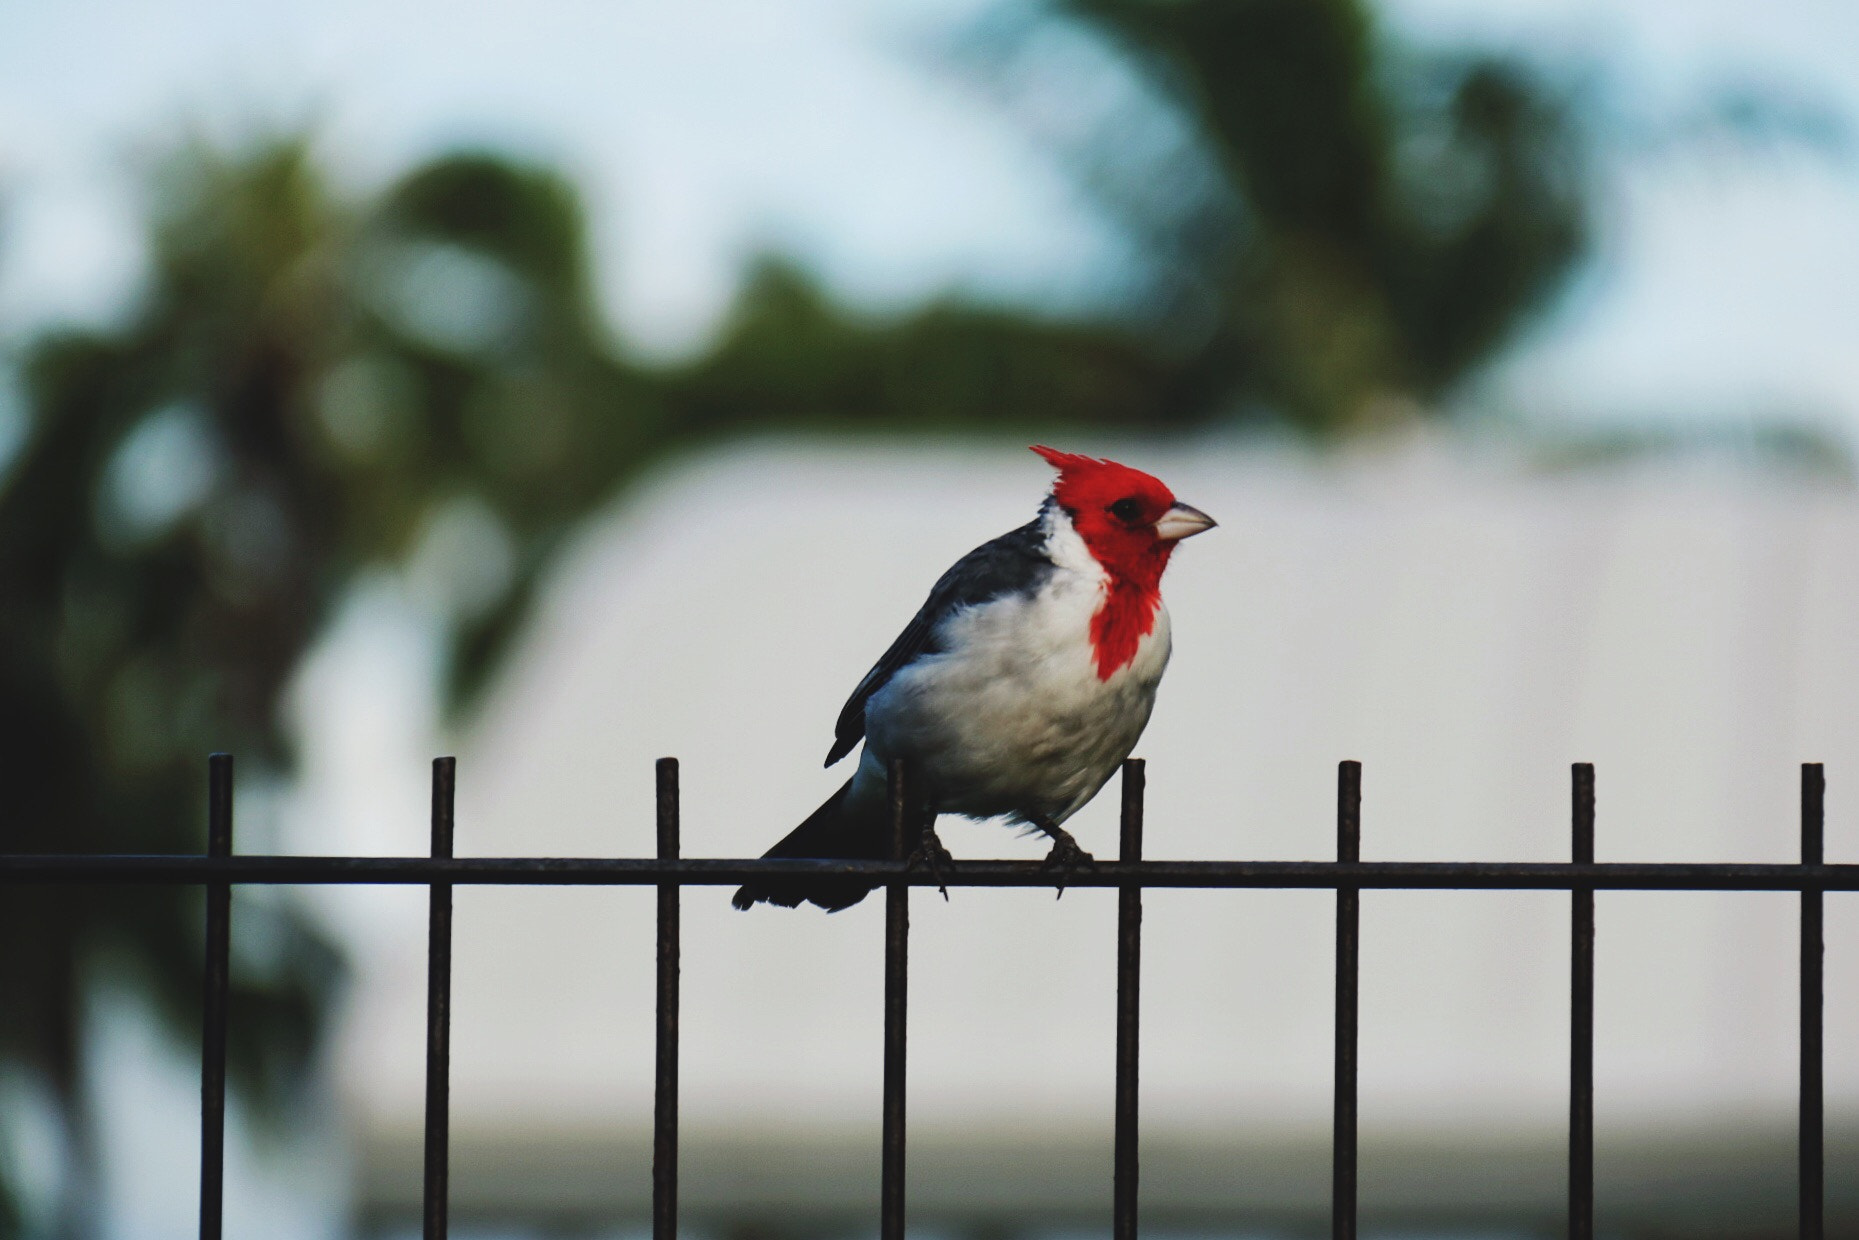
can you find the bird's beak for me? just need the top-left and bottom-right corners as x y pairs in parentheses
(1155, 501), (1216, 542)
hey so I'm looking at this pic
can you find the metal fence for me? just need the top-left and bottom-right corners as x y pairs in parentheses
(3, 754), (1854, 1240)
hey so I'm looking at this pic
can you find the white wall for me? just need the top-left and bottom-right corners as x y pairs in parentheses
(318, 438), (1859, 1165)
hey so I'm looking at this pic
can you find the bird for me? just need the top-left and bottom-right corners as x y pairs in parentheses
(731, 445), (1215, 911)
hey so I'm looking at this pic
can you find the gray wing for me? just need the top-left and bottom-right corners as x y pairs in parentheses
(824, 516), (1052, 766)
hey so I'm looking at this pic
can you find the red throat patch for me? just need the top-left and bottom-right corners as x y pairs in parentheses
(1089, 580), (1163, 680)
(1031, 445), (1177, 680)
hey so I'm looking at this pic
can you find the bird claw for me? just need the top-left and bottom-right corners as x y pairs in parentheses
(1037, 828), (1096, 900)
(906, 825), (955, 901)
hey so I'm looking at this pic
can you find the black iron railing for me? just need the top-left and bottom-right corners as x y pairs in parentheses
(2, 755), (1853, 1240)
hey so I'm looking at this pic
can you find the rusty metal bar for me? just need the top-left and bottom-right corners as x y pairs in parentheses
(198, 754), (232, 1240)
(10, 856), (1854, 891)
(1114, 759), (1145, 1240)
(1800, 763), (1824, 1240)
(1570, 762), (1595, 1240)
(654, 758), (681, 1240)
(882, 758), (911, 1240)
(1334, 759), (1361, 1240)
(424, 757), (456, 1240)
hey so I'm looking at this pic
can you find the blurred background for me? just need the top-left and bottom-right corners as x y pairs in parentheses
(1, 1), (1856, 1237)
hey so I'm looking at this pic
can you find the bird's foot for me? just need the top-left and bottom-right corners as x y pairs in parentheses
(1036, 825), (1096, 900)
(906, 824), (955, 901)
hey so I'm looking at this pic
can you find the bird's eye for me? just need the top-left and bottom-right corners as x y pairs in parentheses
(1109, 498), (1144, 522)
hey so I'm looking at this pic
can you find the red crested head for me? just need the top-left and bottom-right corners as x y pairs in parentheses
(1032, 445), (1175, 548)
(1030, 445), (1216, 678)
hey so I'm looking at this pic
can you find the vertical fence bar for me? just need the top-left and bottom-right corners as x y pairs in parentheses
(1114, 759), (1146, 1240)
(199, 753), (232, 1240)
(1800, 763), (1824, 1240)
(882, 758), (911, 1240)
(1333, 760), (1361, 1240)
(1569, 763), (1595, 1240)
(654, 758), (681, 1240)
(424, 757), (456, 1240)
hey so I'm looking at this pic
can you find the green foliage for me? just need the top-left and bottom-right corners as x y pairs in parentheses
(671, 258), (1175, 437)
(1, 141), (352, 1233)
(0, 7), (1592, 1224)
(985, 0), (1589, 430)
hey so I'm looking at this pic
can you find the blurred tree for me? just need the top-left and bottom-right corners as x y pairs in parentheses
(0, 138), (663, 1232)
(0, 5), (1594, 1226)
(969, 0), (1590, 432)
(1, 141), (353, 1235)
(666, 256), (1173, 439)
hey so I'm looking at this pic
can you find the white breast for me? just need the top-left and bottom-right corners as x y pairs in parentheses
(861, 510), (1172, 825)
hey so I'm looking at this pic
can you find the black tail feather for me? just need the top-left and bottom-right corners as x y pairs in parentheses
(731, 779), (886, 912)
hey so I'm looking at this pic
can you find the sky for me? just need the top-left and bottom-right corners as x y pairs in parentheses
(0, 0), (1856, 429)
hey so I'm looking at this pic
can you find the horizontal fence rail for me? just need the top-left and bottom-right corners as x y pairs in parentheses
(5, 855), (1855, 889)
(0, 756), (1844, 1240)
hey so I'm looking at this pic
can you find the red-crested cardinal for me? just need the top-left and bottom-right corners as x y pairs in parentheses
(732, 446), (1215, 911)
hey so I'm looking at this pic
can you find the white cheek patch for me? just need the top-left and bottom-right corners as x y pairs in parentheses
(1039, 504), (1105, 579)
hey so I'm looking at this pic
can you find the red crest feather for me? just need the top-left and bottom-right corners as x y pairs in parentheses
(1030, 444), (1099, 473)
